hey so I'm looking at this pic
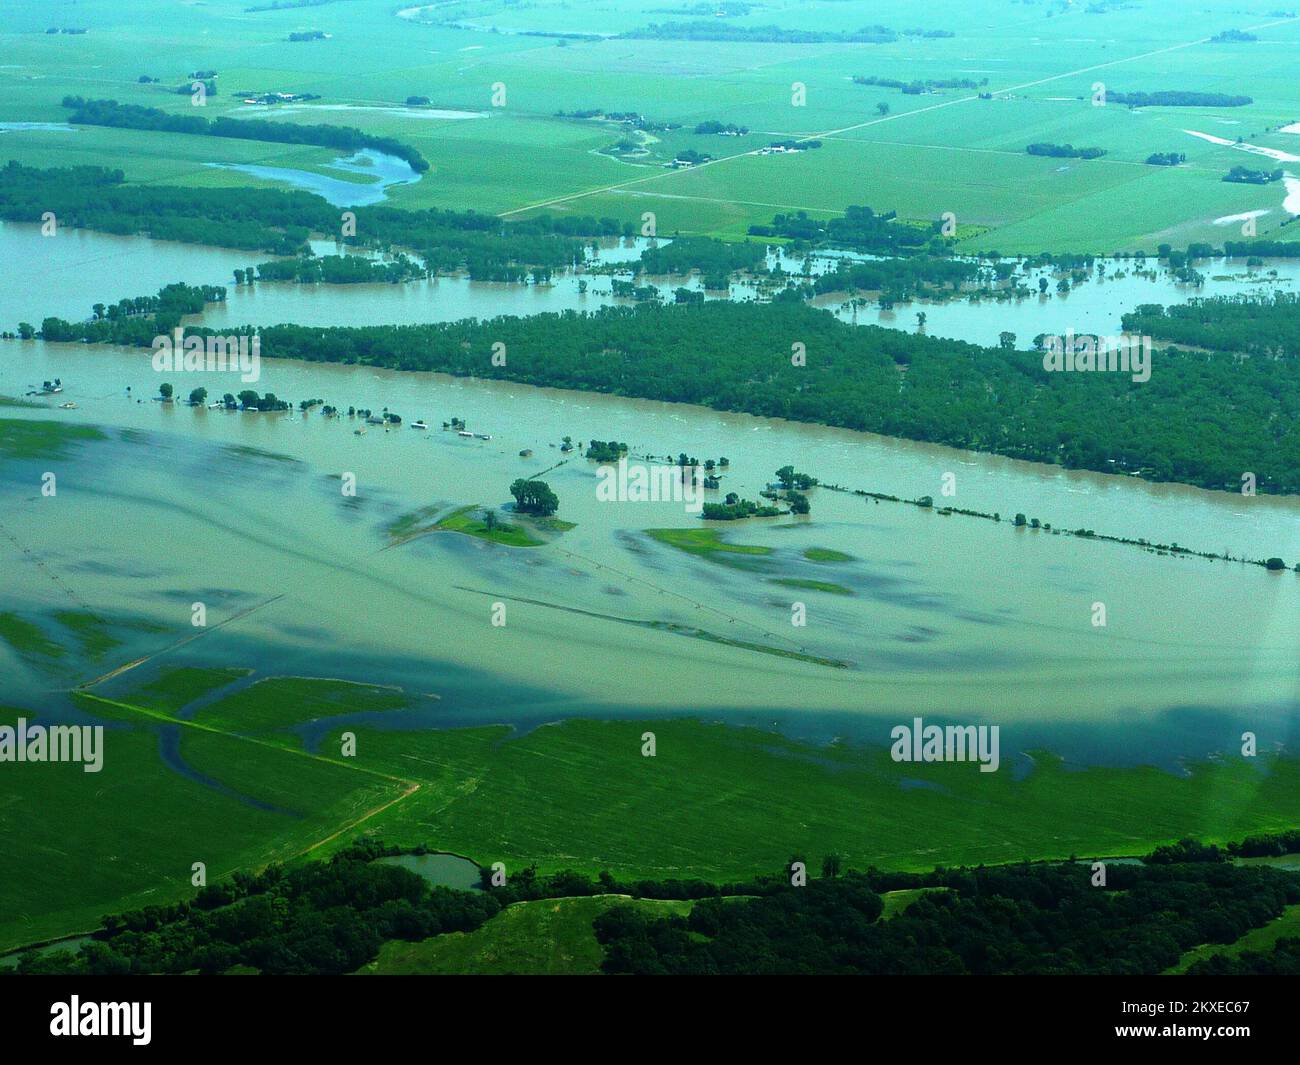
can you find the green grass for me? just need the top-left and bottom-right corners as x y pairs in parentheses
(528, 516), (577, 533)
(11, 673), (1300, 950)
(8, 0), (1294, 252)
(0, 609), (167, 672)
(0, 699), (408, 951)
(303, 711), (1300, 883)
(0, 418), (105, 460)
(1165, 902), (1300, 974)
(190, 676), (411, 739)
(389, 504), (557, 547)
(0, 613), (65, 660)
(52, 611), (121, 660)
(768, 577), (853, 596)
(434, 505), (546, 547)
(879, 886), (950, 920)
(646, 526), (773, 565)
(358, 895), (693, 975)
(123, 666), (251, 715)
(803, 548), (854, 563)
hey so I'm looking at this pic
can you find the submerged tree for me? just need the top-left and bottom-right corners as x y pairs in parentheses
(509, 478), (559, 516)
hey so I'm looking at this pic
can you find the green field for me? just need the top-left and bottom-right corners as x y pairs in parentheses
(358, 895), (693, 975)
(646, 526), (773, 565)
(3, 0), (1298, 251)
(0, 698), (409, 950)
(1165, 902), (1300, 974)
(5, 666), (1300, 950)
(768, 576), (854, 595)
(0, 417), (104, 460)
(433, 504), (547, 547)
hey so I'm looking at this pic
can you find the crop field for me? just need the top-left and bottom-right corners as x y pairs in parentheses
(2, 0), (1298, 247)
(0, 697), (407, 950)
(6, 663), (1298, 950)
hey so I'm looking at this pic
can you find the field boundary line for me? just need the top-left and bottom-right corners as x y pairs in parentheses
(73, 690), (419, 787)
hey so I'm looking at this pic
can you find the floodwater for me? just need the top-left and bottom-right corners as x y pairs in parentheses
(0, 226), (1297, 771)
(204, 149), (423, 207)
(5, 221), (1298, 348)
(2, 336), (1296, 769)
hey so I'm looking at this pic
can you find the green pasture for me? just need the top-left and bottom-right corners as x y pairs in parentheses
(2, 0), (1297, 248)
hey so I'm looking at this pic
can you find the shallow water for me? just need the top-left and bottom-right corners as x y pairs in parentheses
(204, 149), (423, 207)
(5, 222), (1298, 350)
(1, 223), (1297, 772)
(2, 338), (1296, 769)
(375, 853), (483, 891)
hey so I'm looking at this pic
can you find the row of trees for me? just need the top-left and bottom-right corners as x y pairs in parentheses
(12, 835), (1299, 975)
(750, 204), (946, 255)
(29, 291), (1299, 494)
(596, 860), (1300, 975)
(623, 21), (906, 44)
(0, 161), (631, 275)
(1026, 143), (1107, 159)
(1120, 292), (1300, 357)
(91, 299), (1297, 495)
(62, 96), (430, 173)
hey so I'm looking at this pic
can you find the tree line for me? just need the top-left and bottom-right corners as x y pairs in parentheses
(749, 205), (947, 255)
(0, 161), (632, 275)
(595, 859), (1299, 974)
(11, 834), (1298, 975)
(62, 96), (430, 173)
(26, 294), (1300, 494)
(1120, 293), (1300, 358)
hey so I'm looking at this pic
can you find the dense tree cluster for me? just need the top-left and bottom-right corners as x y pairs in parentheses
(1120, 293), (1300, 357)
(10, 837), (1300, 976)
(595, 862), (1300, 975)
(0, 162), (627, 275)
(35, 283), (225, 343)
(702, 495), (783, 519)
(1223, 165), (1284, 185)
(584, 440), (628, 461)
(1189, 938), (1300, 974)
(509, 478), (559, 516)
(1104, 91), (1253, 107)
(811, 256), (979, 300)
(252, 253), (425, 284)
(639, 236), (766, 279)
(9, 845), (499, 975)
(1027, 143), (1107, 159)
(694, 120), (748, 135)
(1222, 239), (1300, 258)
(37, 294), (1300, 494)
(749, 206), (944, 255)
(62, 96), (430, 173)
